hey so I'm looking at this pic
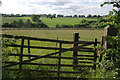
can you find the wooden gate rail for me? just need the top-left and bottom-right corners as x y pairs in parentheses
(4, 62), (94, 67)
(2, 44), (95, 68)
(2, 34), (100, 79)
(2, 34), (100, 44)
(7, 53), (98, 59)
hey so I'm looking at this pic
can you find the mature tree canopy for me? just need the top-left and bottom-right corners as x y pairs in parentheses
(31, 15), (40, 22)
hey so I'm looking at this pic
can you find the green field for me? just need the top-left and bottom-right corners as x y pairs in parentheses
(2, 29), (104, 78)
(2, 29), (103, 58)
(40, 18), (97, 27)
(3, 29), (103, 41)
(2, 17), (97, 27)
(2, 17), (31, 23)
(3, 29), (103, 57)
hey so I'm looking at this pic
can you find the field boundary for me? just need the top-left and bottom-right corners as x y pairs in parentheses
(1, 27), (104, 30)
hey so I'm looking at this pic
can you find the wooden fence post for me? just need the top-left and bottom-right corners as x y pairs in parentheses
(19, 38), (24, 72)
(28, 39), (30, 59)
(94, 38), (97, 70)
(101, 36), (105, 47)
(58, 42), (62, 80)
(73, 32), (79, 69)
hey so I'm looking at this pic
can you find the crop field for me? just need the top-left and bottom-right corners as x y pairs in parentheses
(2, 17), (97, 27)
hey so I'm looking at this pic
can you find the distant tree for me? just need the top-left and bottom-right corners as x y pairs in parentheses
(10, 20), (17, 27)
(73, 14), (77, 18)
(81, 15), (85, 18)
(50, 16), (53, 19)
(10, 14), (15, 17)
(97, 15), (101, 18)
(87, 14), (92, 18)
(16, 14), (21, 17)
(79, 15), (85, 18)
(57, 14), (64, 17)
(93, 15), (97, 18)
(17, 19), (24, 27)
(31, 14), (40, 22)
(24, 19), (32, 27)
(47, 14), (52, 18)
(65, 15), (72, 18)
(53, 14), (56, 18)
(78, 15), (81, 18)
(2, 23), (10, 27)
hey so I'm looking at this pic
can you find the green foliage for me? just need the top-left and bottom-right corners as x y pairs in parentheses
(24, 19), (32, 27)
(87, 14), (92, 18)
(31, 14), (40, 22)
(55, 19), (97, 28)
(17, 19), (24, 27)
(2, 18), (48, 28)
(2, 38), (18, 61)
(95, 0), (120, 79)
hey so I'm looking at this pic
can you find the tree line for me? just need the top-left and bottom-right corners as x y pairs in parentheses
(2, 15), (48, 28)
(2, 13), (102, 19)
(2, 14), (110, 28)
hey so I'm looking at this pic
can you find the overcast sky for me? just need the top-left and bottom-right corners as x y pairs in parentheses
(0, 0), (113, 16)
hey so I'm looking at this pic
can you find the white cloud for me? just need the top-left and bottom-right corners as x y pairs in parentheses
(0, 0), (113, 15)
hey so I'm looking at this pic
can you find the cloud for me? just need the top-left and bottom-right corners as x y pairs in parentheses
(52, 3), (112, 16)
(0, 0), (113, 15)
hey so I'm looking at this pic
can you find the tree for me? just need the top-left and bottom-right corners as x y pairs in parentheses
(87, 14), (92, 18)
(2, 23), (10, 27)
(57, 14), (64, 17)
(17, 19), (24, 27)
(16, 14), (21, 17)
(81, 15), (85, 18)
(31, 14), (40, 22)
(47, 14), (51, 18)
(97, 15), (101, 18)
(93, 15), (97, 18)
(97, 0), (120, 79)
(10, 20), (17, 27)
(24, 19), (32, 27)
(53, 14), (56, 18)
(73, 14), (77, 18)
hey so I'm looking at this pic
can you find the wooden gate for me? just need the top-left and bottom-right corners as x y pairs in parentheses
(2, 33), (100, 79)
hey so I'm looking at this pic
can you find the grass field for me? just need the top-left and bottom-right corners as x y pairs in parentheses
(2, 17), (97, 27)
(2, 29), (103, 41)
(40, 18), (97, 27)
(2, 17), (31, 23)
(2, 29), (104, 78)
